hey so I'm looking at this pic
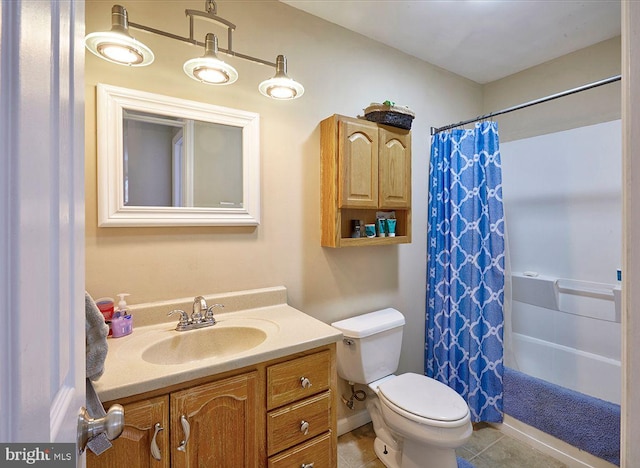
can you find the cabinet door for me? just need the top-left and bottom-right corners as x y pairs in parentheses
(338, 119), (379, 208)
(171, 371), (262, 468)
(379, 126), (411, 208)
(87, 396), (169, 468)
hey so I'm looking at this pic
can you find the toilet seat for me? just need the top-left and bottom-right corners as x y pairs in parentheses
(377, 373), (470, 427)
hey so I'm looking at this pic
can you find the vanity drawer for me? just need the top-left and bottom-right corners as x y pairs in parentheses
(268, 431), (333, 468)
(267, 391), (331, 456)
(267, 350), (331, 409)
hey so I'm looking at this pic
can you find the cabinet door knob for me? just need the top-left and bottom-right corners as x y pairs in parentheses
(177, 415), (190, 452)
(300, 420), (310, 435)
(301, 464), (315, 468)
(300, 377), (312, 389)
(150, 423), (164, 460)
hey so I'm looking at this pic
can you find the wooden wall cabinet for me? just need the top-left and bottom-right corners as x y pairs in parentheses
(88, 346), (336, 468)
(321, 114), (412, 247)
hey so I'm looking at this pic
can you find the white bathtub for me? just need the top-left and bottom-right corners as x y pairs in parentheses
(506, 273), (622, 405)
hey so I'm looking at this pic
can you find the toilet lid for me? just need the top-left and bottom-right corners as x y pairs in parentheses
(378, 373), (469, 422)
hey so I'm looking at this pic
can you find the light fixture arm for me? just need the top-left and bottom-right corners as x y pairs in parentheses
(205, 0), (217, 15)
(185, 7), (235, 57)
(124, 3), (277, 68)
(110, 4), (130, 34)
(204, 33), (218, 57)
(274, 55), (288, 78)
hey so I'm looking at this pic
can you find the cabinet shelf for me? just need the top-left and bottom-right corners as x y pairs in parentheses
(338, 235), (411, 247)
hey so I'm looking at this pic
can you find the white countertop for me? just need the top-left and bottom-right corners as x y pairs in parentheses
(92, 287), (342, 402)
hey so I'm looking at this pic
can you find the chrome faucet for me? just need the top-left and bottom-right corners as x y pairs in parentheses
(192, 296), (207, 323)
(168, 296), (224, 331)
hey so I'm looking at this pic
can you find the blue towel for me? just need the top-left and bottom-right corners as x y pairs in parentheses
(504, 366), (620, 466)
(457, 457), (475, 468)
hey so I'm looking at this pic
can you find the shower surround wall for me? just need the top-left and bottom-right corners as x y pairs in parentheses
(501, 120), (622, 404)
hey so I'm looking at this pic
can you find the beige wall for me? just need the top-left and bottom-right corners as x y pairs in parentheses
(84, 0), (482, 382)
(85, 2), (622, 423)
(483, 37), (621, 142)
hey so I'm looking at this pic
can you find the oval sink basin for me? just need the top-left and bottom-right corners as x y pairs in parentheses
(142, 326), (267, 365)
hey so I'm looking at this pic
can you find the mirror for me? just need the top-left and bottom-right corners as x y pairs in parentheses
(97, 84), (260, 226)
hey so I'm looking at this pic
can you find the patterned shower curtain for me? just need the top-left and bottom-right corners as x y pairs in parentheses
(426, 121), (505, 422)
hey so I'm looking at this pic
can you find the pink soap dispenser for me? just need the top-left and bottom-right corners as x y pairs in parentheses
(111, 293), (133, 338)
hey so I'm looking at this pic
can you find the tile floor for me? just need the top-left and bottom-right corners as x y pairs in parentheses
(338, 422), (567, 468)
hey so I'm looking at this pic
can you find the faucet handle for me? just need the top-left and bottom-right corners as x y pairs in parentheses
(205, 303), (224, 323)
(168, 309), (190, 330)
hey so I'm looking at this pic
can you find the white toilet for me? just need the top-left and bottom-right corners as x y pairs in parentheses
(331, 308), (472, 468)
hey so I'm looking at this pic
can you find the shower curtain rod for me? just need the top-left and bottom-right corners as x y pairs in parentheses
(430, 74), (622, 135)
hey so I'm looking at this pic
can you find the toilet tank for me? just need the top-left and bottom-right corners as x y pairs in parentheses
(331, 308), (405, 384)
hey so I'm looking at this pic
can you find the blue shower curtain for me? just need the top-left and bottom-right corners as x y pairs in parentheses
(426, 121), (505, 423)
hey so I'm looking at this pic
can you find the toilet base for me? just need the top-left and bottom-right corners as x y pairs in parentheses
(374, 437), (402, 468)
(374, 435), (459, 468)
(366, 390), (466, 468)
(401, 438), (458, 468)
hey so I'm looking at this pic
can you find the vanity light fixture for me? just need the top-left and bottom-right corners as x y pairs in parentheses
(85, 5), (154, 66)
(258, 55), (305, 100)
(183, 33), (238, 85)
(85, 1), (305, 100)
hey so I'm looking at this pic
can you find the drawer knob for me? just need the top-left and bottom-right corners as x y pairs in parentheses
(301, 464), (315, 468)
(300, 420), (310, 435)
(300, 377), (312, 389)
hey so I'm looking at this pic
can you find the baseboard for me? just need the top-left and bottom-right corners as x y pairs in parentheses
(337, 408), (372, 436)
(493, 415), (618, 468)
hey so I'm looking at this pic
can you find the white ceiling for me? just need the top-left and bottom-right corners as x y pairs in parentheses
(281, 0), (621, 84)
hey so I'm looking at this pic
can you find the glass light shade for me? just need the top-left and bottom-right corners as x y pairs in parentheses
(258, 55), (304, 100)
(183, 56), (238, 85)
(183, 33), (238, 85)
(99, 42), (143, 64)
(86, 31), (154, 66)
(258, 76), (305, 100)
(85, 4), (154, 67)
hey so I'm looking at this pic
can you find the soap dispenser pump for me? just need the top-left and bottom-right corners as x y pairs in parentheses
(112, 293), (132, 338)
(116, 293), (130, 316)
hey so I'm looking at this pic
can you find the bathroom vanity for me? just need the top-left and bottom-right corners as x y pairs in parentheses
(87, 287), (341, 468)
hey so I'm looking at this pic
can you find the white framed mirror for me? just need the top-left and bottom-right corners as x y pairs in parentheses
(97, 83), (260, 227)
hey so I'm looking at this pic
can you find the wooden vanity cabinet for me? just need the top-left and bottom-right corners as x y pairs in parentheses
(321, 114), (412, 247)
(88, 345), (336, 468)
(171, 372), (261, 468)
(266, 350), (335, 467)
(86, 395), (170, 468)
(87, 372), (262, 468)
